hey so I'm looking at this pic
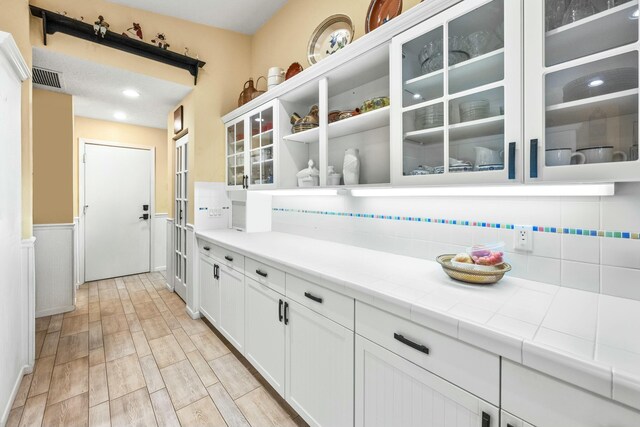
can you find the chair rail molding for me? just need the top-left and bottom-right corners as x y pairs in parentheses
(0, 31), (30, 81)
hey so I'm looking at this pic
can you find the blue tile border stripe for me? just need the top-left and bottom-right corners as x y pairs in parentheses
(272, 208), (639, 240)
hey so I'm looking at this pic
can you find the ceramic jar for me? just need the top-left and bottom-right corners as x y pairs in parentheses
(268, 67), (285, 90)
(343, 148), (360, 185)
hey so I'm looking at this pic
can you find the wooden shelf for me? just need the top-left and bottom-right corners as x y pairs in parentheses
(282, 127), (319, 143)
(30, 6), (206, 84)
(546, 89), (638, 126)
(328, 106), (390, 140)
(404, 127), (444, 145)
(546, 1), (639, 66)
(449, 115), (504, 141)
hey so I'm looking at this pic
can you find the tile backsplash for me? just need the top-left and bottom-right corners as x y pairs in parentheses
(271, 182), (640, 301)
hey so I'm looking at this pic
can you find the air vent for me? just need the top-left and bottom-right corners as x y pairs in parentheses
(32, 67), (63, 89)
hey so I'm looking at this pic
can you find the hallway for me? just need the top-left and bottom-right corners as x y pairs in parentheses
(6, 272), (306, 427)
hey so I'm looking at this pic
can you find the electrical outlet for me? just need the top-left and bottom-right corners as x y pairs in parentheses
(514, 225), (534, 251)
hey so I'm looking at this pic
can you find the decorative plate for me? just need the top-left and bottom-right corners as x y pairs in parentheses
(307, 14), (354, 65)
(366, 0), (403, 34)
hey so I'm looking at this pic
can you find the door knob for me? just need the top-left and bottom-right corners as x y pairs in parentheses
(139, 213), (150, 220)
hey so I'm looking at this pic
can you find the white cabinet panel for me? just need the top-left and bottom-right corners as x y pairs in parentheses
(500, 410), (535, 427)
(198, 254), (219, 326)
(219, 264), (245, 353)
(355, 335), (498, 427)
(285, 299), (354, 427)
(245, 277), (286, 396)
(502, 359), (640, 427)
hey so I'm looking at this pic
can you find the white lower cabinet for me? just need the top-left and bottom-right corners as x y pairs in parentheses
(500, 410), (535, 427)
(198, 254), (219, 326)
(502, 360), (640, 427)
(285, 299), (354, 427)
(244, 277), (285, 395)
(355, 335), (499, 427)
(218, 264), (245, 354)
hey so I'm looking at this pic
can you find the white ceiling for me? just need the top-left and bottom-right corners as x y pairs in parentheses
(32, 48), (192, 129)
(105, 0), (288, 34)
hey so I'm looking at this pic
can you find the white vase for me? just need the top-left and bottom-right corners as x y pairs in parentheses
(343, 148), (360, 185)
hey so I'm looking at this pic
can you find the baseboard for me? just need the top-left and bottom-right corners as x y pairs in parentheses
(36, 305), (75, 318)
(1, 364), (30, 426)
(165, 280), (174, 292)
(185, 304), (200, 320)
(152, 266), (166, 272)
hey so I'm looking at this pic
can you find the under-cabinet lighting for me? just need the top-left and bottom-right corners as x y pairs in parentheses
(350, 183), (614, 197)
(413, 93), (422, 99)
(588, 79), (604, 87)
(262, 189), (339, 196)
(122, 89), (140, 98)
(113, 111), (127, 120)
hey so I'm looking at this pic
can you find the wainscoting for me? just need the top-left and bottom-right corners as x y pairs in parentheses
(33, 224), (75, 317)
(153, 213), (168, 272)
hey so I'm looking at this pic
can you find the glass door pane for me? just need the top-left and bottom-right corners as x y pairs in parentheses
(249, 106), (275, 185)
(544, 1), (639, 168)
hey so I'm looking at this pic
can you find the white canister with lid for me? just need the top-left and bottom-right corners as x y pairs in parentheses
(268, 67), (285, 90)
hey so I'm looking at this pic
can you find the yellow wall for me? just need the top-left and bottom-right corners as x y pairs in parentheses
(74, 117), (169, 215)
(32, 89), (74, 224)
(250, 0), (421, 79)
(0, 0), (33, 238)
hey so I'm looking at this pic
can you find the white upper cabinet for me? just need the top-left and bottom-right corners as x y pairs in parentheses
(391, 0), (523, 185)
(525, 0), (640, 182)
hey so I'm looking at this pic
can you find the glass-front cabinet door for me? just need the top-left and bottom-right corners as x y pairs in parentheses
(525, 0), (640, 182)
(391, 0), (522, 185)
(248, 102), (276, 188)
(226, 116), (246, 190)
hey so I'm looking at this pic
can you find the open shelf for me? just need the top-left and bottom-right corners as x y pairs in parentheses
(404, 127), (444, 145)
(449, 48), (505, 94)
(546, 88), (638, 126)
(546, 1), (639, 66)
(328, 106), (390, 140)
(449, 115), (504, 141)
(282, 127), (320, 144)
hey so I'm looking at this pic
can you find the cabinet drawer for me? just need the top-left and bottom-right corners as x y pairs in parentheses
(356, 301), (500, 406)
(198, 241), (245, 273)
(198, 239), (215, 258)
(286, 274), (354, 330)
(245, 257), (285, 295)
(502, 360), (640, 427)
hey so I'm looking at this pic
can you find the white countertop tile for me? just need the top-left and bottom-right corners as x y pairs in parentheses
(196, 229), (640, 409)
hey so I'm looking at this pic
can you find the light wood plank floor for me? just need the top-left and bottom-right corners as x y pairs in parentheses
(8, 271), (308, 427)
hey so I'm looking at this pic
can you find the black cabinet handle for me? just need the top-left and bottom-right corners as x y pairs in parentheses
(304, 292), (323, 304)
(508, 141), (516, 180)
(530, 138), (538, 178)
(482, 412), (491, 427)
(394, 333), (429, 355)
(241, 175), (246, 189)
(245, 175), (249, 189)
(225, 255), (234, 262)
(507, 424), (515, 427)
(278, 299), (283, 322)
(203, 246), (210, 251)
(213, 264), (219, 280)
(284, 302), (289, 325)
(256, 269), (268, 278)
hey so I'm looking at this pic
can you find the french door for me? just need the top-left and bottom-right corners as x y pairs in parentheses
(174, 134), (188, 300)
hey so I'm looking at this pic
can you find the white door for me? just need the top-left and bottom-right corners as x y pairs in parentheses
(218, 264), (245, 353)
(355, 335), (499, 427)
(84, 143), (152, 281)
(245, 277), (285, 396)
(174, 134), (188, 300)
(198, 254), (219, 326)
(285, 299), (354, 427)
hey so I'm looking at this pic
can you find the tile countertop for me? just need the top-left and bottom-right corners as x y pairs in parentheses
(196, 229), (640, 411)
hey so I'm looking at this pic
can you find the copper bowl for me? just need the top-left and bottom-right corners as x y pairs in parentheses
(366, 0), (403, 33)
(285, 62), (304, 80)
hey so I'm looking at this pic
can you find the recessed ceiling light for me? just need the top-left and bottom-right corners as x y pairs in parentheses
(114, 111), (127, 120)
(122, 89), (140, 98)
(588, 79), (604, 87)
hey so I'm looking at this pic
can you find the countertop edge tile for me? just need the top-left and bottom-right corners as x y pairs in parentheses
(613, 369), (640, 412)
(523, 340), (613, 399)
(410, 305), (459, 339)
(458, 320), (523, 363)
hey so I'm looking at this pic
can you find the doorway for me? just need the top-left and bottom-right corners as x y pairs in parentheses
(80, 141), (155, 282)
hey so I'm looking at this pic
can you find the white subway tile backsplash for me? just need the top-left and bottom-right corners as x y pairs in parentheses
(527, 256), (561, 286)
(562, 234), (600, 264)
(561, 200), (600, 229)
(601, 266), (640, 301)
(531, 232), (561, 259)
(601, 238), (640, 269)
(561, 260), (600, 293)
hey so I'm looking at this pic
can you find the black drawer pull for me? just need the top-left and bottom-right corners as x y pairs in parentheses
(284, 302), (289, 325)
(203, 246), (210, 251)
(482, 412), (491, 427)
(507, 424), (515, 427)
(256, 269), (268, 278)
(304, 292), (323, 304)
(224, 255), (234, 262)
(278, 299), (283, 322)
(394, 333), (429, 355)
